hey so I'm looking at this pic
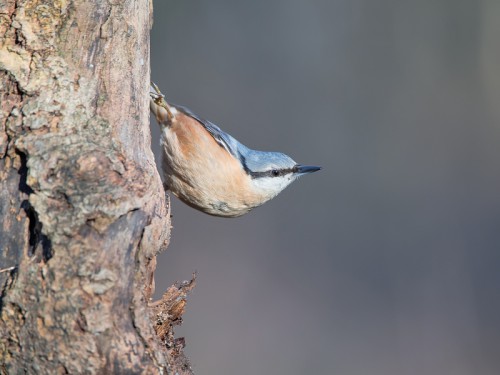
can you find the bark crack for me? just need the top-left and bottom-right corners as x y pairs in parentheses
(16, 150), (52, 261)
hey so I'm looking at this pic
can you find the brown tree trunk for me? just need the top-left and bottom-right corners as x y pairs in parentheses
(0, 1), (191, 374)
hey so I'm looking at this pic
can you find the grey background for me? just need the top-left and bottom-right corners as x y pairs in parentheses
(150, 1), (500, 374)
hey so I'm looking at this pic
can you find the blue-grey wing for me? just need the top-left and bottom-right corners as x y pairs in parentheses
(172, 104), (247, 159)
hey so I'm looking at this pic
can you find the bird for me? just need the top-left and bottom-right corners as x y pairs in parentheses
(149, 83), (321, 217)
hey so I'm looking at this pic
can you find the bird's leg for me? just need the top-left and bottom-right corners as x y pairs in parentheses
(150, 82), (175, 121)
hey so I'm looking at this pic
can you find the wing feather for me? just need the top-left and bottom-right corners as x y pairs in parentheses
(173, 104), (244, 160)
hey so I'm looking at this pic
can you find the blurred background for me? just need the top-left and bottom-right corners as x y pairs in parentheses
(150, 1), (500, 374)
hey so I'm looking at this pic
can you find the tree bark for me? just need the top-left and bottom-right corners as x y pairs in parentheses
(0, 1), (189, 374)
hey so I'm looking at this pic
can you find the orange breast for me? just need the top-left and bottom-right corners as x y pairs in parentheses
(162, 111), (263, 216)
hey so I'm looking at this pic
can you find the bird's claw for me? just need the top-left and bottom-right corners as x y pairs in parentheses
(150, 82), (174, 120)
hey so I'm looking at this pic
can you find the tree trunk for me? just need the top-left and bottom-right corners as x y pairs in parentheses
(0, 1), (191, 373)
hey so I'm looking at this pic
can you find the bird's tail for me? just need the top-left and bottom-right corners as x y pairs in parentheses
(150, 82), (175, 126)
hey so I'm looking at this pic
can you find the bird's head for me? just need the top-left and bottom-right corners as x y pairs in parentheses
(240, 150), (321, 201)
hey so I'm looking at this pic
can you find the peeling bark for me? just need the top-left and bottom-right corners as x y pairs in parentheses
(0, 1), (190, 374)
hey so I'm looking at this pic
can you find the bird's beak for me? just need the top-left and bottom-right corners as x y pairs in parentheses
(296, 165), (321, 174)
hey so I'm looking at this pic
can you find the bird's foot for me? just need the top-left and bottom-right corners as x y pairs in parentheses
(150, 82), (175, 121)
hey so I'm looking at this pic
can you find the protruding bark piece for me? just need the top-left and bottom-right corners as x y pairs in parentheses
(152, 275), (196, 375)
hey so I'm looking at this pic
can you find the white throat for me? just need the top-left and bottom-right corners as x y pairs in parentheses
(250, 175), (295, 200)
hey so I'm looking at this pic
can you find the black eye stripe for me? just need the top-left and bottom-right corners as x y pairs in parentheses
(248, 167), (295, 179)
(238, 153), (297, 179)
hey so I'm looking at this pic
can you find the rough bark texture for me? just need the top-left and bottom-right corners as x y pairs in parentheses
(0, 1), (191, 374)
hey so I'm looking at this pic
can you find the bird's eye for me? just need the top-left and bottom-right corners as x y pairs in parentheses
(271, 169), (279, 177)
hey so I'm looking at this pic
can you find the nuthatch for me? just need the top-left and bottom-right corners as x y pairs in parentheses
(150, 83), (321, 217)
